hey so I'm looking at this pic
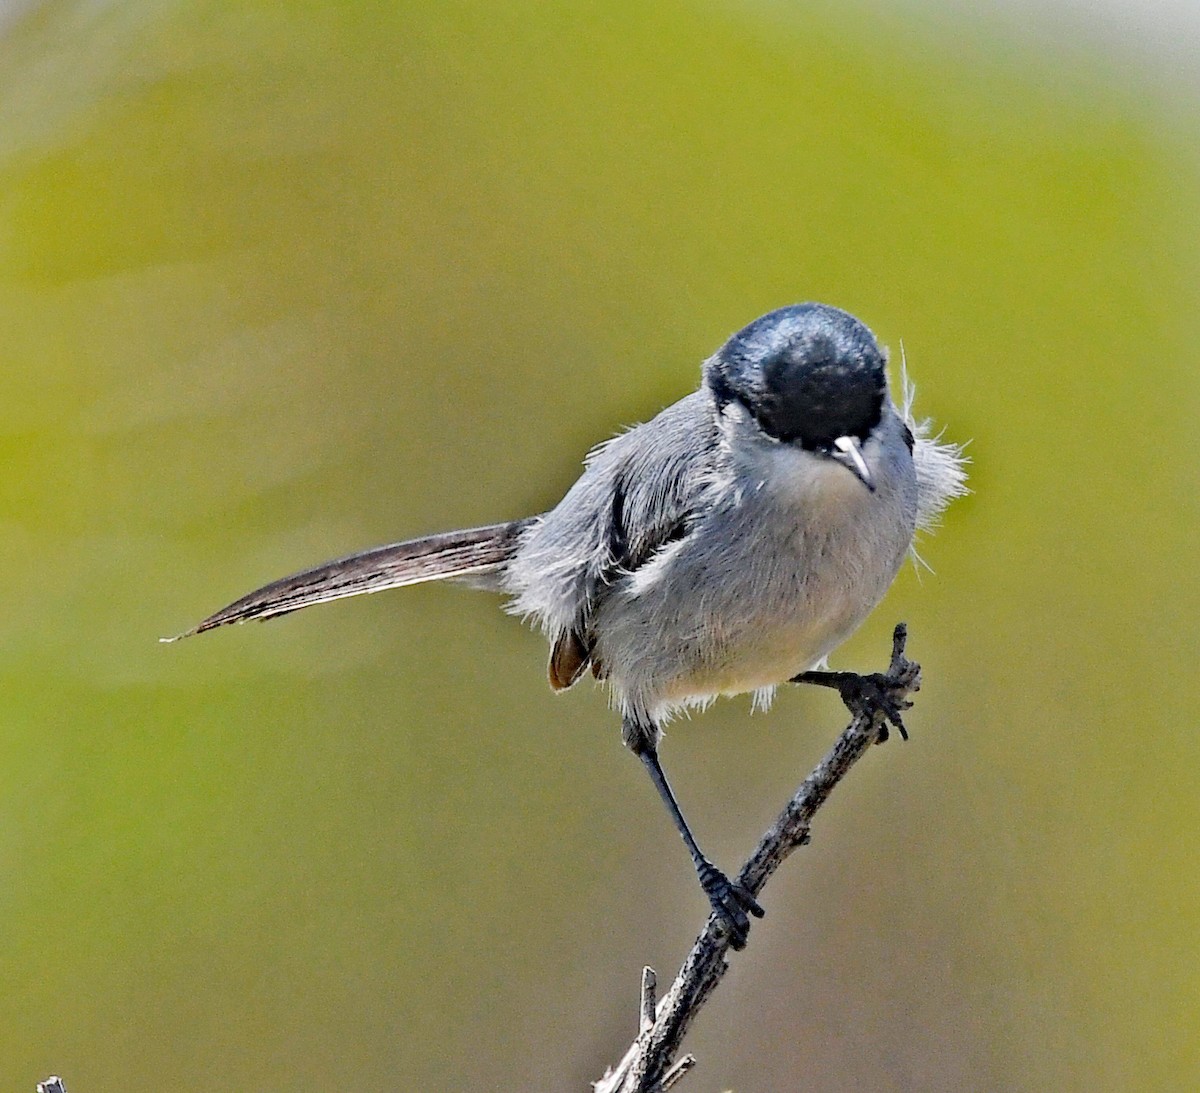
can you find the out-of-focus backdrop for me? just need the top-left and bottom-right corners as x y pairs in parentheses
(1, 1), (1196, 1089)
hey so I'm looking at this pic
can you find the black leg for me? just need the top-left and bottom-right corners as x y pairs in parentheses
(791, 668), (914, 742)
(627, 723), (764, 950)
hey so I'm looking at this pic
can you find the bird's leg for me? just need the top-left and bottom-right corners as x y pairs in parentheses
(625, 719), (764, 950)
(790, 630), (920, 743)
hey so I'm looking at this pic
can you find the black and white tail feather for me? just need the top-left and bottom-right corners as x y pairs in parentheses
(164, 519), (534, 640)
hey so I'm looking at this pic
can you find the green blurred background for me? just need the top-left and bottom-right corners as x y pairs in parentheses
(1, 1), (1196, 1089)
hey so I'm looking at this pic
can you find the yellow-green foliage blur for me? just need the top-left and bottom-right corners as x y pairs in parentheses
(2, 2), (1196, 1090)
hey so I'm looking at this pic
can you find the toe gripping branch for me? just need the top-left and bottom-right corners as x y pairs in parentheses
(790, 622), (921, 743)
(694, 857), (764, 952)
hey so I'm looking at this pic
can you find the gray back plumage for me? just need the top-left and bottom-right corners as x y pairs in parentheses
(503, 392), (718, 657)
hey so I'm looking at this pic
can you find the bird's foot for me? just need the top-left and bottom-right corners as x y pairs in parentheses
(791, 626), (921, 743)
(696, 859), (764, 951)
(832, 671), (916, 742)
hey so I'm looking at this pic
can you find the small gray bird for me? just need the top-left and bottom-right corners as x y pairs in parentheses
(175, 303), (966, 948)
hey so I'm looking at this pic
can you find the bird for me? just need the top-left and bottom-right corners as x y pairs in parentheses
(171, 302), (967, 949)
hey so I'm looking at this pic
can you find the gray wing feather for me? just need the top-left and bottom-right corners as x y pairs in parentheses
(505, 392), (718, 674)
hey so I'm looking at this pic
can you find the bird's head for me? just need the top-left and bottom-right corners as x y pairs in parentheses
(704, 303), (888, 490)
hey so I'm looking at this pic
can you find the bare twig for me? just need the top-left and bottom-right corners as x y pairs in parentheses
(594, 623), (921, 1093)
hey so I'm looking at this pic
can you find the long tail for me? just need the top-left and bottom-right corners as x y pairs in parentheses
(166, 518), (534, 640)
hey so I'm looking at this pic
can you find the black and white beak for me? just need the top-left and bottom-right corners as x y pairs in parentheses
(828, 435), (875, 492)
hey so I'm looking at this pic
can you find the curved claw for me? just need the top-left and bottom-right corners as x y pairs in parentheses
(850, 673), (914, 742)
(697, 860), (764, 950)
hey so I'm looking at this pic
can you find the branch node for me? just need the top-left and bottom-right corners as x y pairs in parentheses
(639, 966), (658, 1033)
(661, 1054), (696, 1090)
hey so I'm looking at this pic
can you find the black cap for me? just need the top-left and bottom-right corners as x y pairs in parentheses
(705, 303), (887, 449)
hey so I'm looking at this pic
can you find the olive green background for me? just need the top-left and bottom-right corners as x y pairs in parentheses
(1, 2), (1196, 1090)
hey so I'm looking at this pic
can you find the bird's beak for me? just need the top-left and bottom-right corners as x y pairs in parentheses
(830, 435), (875, 492)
